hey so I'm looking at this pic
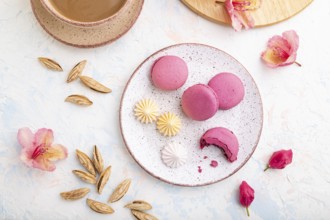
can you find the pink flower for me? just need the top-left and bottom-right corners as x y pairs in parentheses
(17, 127), (68, 172)
(223, 0), (261, 31)
(239, 181), (255, 216)
(264, 149), (293, 171)
(261, 30), (300, 68)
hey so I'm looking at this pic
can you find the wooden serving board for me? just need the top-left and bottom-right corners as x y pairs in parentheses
(181, 0), (313, 27)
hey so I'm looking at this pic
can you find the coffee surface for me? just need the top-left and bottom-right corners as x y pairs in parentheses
(49, 0), (126, 22)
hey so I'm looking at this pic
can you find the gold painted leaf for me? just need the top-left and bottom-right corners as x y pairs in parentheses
(65, 95), (93, 106)
(38, 57), (63, 71)
(67, 60), (87, 83)
(131, 210), (158, 220)
(108, 179), (131, 203)
(60, 188), (90, 200)
(96, 165), (111, 194)
(72, 170), (97, 184)
(93, 145), (104, 174)
(86, 198), (114, 214)
(79, 76), (112, 93)
(75, 149), (96, 175)
(125, 200), (152, 211)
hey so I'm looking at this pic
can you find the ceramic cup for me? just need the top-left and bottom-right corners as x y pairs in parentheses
(40, 0), (128, 27)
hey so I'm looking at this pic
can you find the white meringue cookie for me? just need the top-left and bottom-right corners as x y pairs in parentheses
(161, 143), (187, 168)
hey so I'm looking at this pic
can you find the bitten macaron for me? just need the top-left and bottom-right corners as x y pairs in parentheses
(200, 127), (239, 162)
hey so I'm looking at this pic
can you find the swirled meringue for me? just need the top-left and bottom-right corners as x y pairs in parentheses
(134, 99), (159, 124)
(161, 143), (187, 168)
(156, 112), (181, 137)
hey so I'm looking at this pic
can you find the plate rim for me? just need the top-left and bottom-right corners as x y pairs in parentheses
(119, 43), (264, 187)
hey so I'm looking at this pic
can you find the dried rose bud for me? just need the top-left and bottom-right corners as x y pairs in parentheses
(264, 149), (293, 171)
(239, 181), (254, 217)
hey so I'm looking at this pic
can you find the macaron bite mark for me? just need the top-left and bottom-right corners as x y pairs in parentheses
(200, 127), (239, 162)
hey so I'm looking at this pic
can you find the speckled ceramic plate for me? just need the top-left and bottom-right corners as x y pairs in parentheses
(31, 0), (143, 48)
(120, 43), (263, 186)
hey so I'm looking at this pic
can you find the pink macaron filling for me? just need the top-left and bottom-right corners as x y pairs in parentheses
(208, 72), (245, 110)
(151, 55), (188, 90)
(200, 127), (239, 162)
(181, 84), (219, 121)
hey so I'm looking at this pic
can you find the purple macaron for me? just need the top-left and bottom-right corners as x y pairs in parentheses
(181, 84), (219, 121)
(208, 72), (245, 110)
(151, 55), (188, 90)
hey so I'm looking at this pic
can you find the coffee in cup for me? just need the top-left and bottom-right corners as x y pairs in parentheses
(41, 0), (127, 26)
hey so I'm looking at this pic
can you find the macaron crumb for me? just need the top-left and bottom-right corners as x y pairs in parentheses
(210, 160), (218, 168)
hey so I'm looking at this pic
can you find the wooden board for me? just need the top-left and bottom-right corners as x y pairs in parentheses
(181, 0), (313, 27)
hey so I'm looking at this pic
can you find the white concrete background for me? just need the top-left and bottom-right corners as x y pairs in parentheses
(0, 1), (329, 219)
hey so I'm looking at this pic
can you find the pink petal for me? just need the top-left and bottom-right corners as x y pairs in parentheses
(34, 128), (54, 147)
(267, 35), (291, 54)
(17, 127), (34, 149)
(20, 149), (34, 168)
(44, 144), (68, 162)
(32, 157), (56, 172)
(261, 48), (285, 68)
(283, 30), (299, 51)
(232, 0), (261, 11)
(234, 11), (254, 31)
(282, 30), (299, 64)
(17, 128), (41, 168)
(225, 0), (255, 31)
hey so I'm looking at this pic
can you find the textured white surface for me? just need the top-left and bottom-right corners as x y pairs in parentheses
(0, 0), (329, 219)
(120, 43), (262, 186)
